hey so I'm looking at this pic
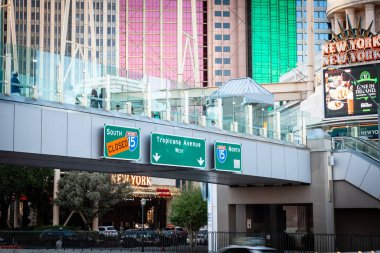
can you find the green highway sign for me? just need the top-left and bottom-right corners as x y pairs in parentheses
(103, 124), (140, 160)
(150, 133), (206, 169)
(214, 141), (242, 172)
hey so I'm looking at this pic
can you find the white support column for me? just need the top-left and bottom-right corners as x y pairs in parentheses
(164, 87), (171, 121)
(245, 105), (253, 135)
(71, 0), (76, 57)
(71, 0), (76, 87)
(365, 4), (375, 33)
(52, 169), (61, 226)
(115, 0), (120, 74)
(59, 0), (71, 104)
(230, 122), (238, 132)
(144, 81), (152, 117)
(160, 0), (164, 84)
(207, 183), (218, 252)
(84, 0), (89, 62)
(330, 18), (335, 34)
(125, 102), (132, 114)
(198, 116), (206, 127)
(302, 116), (307, 145)
(216, 98), (223, 129)
(183, 90), (189, 124)
(142, 0), (146, 75)
(39, 0), (45, 98)
(177, 0), (183, 87)
(4, 52), (11, 95)
(190, 0), (200, 87)
(345, 8), (355, 29)
(8, 1), (18, 73)
(105, 75), (111, 110)
(306, 0), (315, 97)
(50, 0), (56, 100)
(334, 13), (345, 34)
(102, 0), (108, 74)
(26, 1), (31, 85)
(89, 0), (97, 62)
(276, 111), (281, 140)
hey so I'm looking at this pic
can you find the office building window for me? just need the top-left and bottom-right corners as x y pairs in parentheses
(223, 0), (230, 4)
(215, 70), (222, 76)
(215, 11), (222, 17)
(215, 23), (222, 28)
(215, 0), (221, 4)
(215, 82), (223, 86)
(223, 46), (230, 52)
(215, 58), (223, 64)
(223, 11), (230, 17)
(215, 46), (222, 52)
(223, 70), (231, 76)
(215, 34), (222, 40)
(223, 58), (230, 64)
(223, 23), (230, 29)
(223, 34), (230, 40)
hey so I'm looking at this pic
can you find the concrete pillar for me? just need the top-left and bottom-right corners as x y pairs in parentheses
(125, 102), (132, 114)
(52, 169), (61, 225)
(307, 139), (335, 234)
(334, 13), (345, 34)
(216, 98), (223, 129)
(245, 105), (253, 135)
(235, 204), (246, 232)
(182, 90), (189, 124)
(276, 111), (281, 140)
(13, 200), (20, 228)
(365, 3), (376, 33)
(345, 8), (356, 29)
(306, 0), (315, 97)
(330, 18), (335, 34)
(198, 115), (206, 127)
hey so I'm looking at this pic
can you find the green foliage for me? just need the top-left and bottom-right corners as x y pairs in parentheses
(55, 171), (132, 222)
(0, 165), (53, 228)
(169, 187), (207, 232)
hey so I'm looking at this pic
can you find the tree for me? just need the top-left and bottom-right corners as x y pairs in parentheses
(169, 187), (207, 251)
(0, 165), (53, 228)
(55, 171), (132, 230)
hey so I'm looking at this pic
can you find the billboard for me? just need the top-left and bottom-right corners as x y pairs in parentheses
(324, 63), (379, 118)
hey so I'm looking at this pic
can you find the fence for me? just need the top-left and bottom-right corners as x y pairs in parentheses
(0, 231), (380, 252)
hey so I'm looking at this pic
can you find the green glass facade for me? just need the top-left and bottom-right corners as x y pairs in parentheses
(250, 0), (297, 83)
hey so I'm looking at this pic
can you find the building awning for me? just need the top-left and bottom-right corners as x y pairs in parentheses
(207, 77), (274, 105)
(131, 185), (181, 199)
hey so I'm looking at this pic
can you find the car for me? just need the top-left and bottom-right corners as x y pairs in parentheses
(118, 229), (160, 248)
(161, 226), (188, 246)
(98, 226), (118, 238)
(218, 245), (278, 253)
(196, 229), (208, 245)
(186, 229), (208, 245)
(39, 228), (93, 248)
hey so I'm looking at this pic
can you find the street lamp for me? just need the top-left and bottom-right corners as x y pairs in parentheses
(326, 66), (380, 157)
(141, 198), (147, 252)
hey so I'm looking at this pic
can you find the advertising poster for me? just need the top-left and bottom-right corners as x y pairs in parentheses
(324, 64), (379, 118)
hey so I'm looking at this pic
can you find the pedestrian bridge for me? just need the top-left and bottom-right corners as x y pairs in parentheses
(0, 95), (310, 186)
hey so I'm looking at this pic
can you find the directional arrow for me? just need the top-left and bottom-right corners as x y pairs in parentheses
(153, 153), (161, 162)
(197, 157), (204, 166)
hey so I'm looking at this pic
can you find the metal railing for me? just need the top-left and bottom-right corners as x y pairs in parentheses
(1, 231), (380, 252)
(332, 136), (379, 162)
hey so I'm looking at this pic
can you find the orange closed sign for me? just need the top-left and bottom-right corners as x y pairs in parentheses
(106, 137), (130, 157)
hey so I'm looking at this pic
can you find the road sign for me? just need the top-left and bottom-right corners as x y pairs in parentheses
(150, 133), (206, 169)
(214, 141), (242, 172)
(103, 124), (140, 160)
